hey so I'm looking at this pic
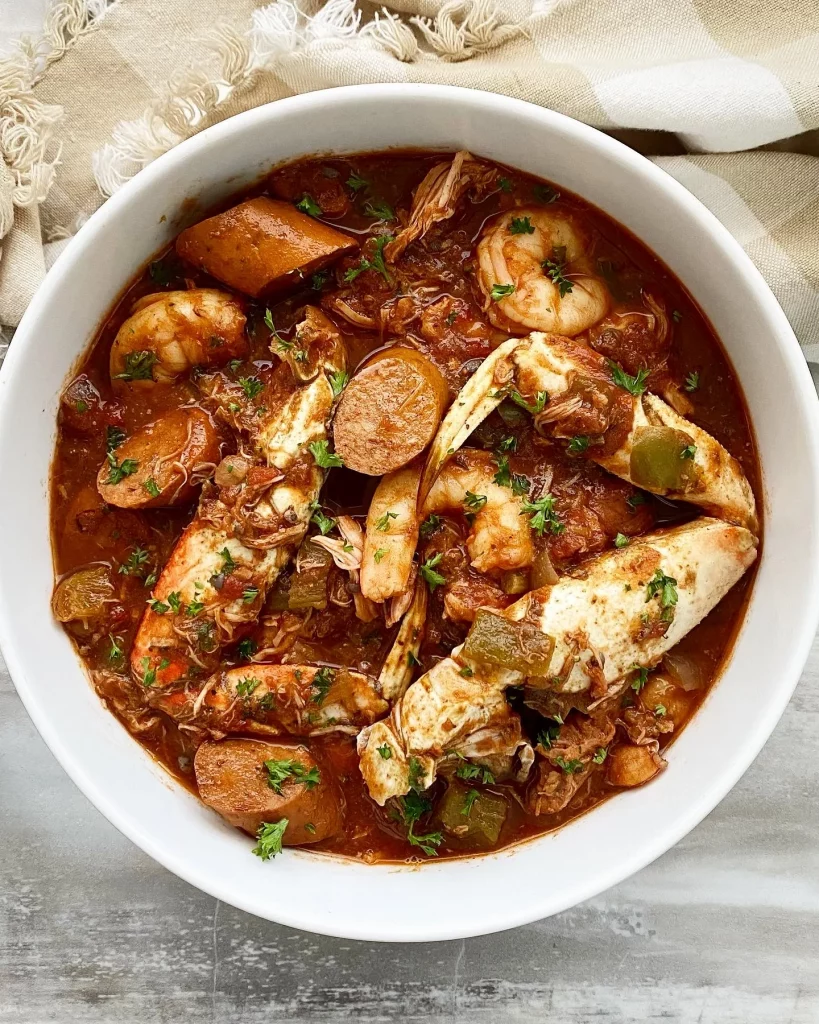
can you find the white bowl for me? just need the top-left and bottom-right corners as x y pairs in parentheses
(1, 85), (817, 942)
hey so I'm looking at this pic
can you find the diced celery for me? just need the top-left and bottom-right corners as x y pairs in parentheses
(463, 608), (554, 675)
(436, 781), (508, 849)
(629, 426), (695, 491)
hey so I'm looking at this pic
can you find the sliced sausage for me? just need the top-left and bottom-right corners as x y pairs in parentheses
(333, 348), (449, 476)
(194, 738), (343, 844)
(97, 407), (220, 508)
(175, 197), (358, 298)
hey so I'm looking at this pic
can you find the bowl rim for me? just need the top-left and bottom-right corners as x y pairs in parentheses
(3, 83), (819, 942)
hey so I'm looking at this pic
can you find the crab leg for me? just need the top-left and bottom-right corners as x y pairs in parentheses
(153, 663), (387, 738)
(377, 577), (428, 702)
(131, 308), (345, 687)
(358, 516), (756, 804)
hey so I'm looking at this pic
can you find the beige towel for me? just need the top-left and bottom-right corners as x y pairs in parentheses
(1, 0), (818, 357)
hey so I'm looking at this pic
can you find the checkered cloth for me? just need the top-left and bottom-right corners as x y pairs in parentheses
(1, 0), (818, 358)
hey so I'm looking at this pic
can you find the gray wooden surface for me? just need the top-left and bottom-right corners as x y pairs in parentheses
(2, 632), (818, 1023)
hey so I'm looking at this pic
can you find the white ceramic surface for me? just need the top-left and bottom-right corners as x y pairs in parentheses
(1, 85), (817, 943)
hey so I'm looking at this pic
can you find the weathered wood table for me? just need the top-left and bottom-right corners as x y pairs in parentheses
(2, 631), (818, 1023)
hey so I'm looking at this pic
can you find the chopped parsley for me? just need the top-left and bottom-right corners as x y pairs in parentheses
(542, 247), (573, 297)
(119, 546), (149, 576)
(398, 791), (442, 857)
(490, 282), (515, 301)
(614, 533), (629, 548)
(375, 510), (398, 532)
(536, 720), (562, 750)
(463, 491), (487, 512)
(309, 439), (343, 469)
(343, 234), (392, 284)
(329, 369), (349, 397)
(74, 400), (89, 413)
(455, 760), (494, 784)
(310, 666), (334, 705)
(419, 514), (441, 539)
(684, 370), (700, 392)
(148, 598), (169, 615)
(672, 309), (683, 323)
(680, 444), (697, 460)
(166, 592), (181, 613)
(609, 361), (649, 397)
(238, 376), (263, 400)
(296, 194), (322, 217)
(508, 389), (548, 415)
(459, 665), (474, 678)
(630, 665), (650, 692)
(252, 819), (288, 860)
(498, 177), (513, 193)
(363, 198), (395, 221)
(106, 426), (126, 452)
(373, 548), (388, 564)
(646, 569), (678, 622)
(186, 600), (205, 616)
(140, 656), (156, 688)
(377, 744), (393, 760)
(263, 758), (320, 794)
(627, 492), (648, 512)
(492, 453), (512, 488)
(236, 637), (256, 660)
(555, 756), (584, 775)
(496, 435), (517, 453)
(143, 477), (161, 498)
(567, 435), (590, 454)
(592, 747), (608, 764)
(310, 503), (337, 536)
(461, 789), (480, 816)
(106, 452), (138, 485)
(420, 553), (446, 592)
(114, 350), (156, 381)
(655, 704), (667, 717)
(235, 676), (261, 698)
(509, 216), (534, 235)
(108, 634), (124, 663)
(242, 587), (259, 604)
(346, 173), (368, 192)
(520, 494), (564, 536)
(311, 270), (330, 291)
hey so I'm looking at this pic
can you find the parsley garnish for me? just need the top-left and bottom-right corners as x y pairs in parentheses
(310, 503), (337, 536)
(235, 677), (261, 698)
(309, 440), (343, 469)
(377, 744), (392, 760)
(148, 598), (169, 615)
(672, 309), (683, 323)
(106, 426), (126, 452)
(114, 351), (156, 381)
(242, 587), (259, 604)
(567, 435), (590, 454)
(498, 177), (513, 193)
(459, 665), (474, 677)
(614, 533), (629, 548)
(140, 656), (156, 688)
(627, 492), (648, 511)
(509, 389), (548, 415)
(631, 666), (649, 692)
(236, 637), (256, 660)
(311, 667), (334, 705)
(144, 477), (161, 498)
(490, 282), (515, 301)
(684, 370), (700, 392)
(343, 234), (392, 284)
(264, 758), (320, 794)
(296, 194), (322, 217)
(455, 760), (494, 784)
(609, 361), (649, 397)
(680, 444), (696, 460)
(555, 756), (584, 774)
(375, 511), (398, 532)
(520, 494), (564, 536)
(493, 453), (512, 488)
(655, 704), (667, 717)
(364, 198), (395, 221)
(509, 216), (534, 235)
(592, 747), (608, 764)
(311, 270), (329, 291)
(419, 514), (441, 539)
(346, 173), (368, 192)
(420, 553), (446, 592)
(496, 435), (517, 453)
(464, 491), (487, 512)
(329, 370), (349, 397)
(462, 789), (480, 816)
(119, 546), (149, 576)
(238, 376), (263, 400)
(252, 819), (288, 860)
(398, 791), (442, 857)
(106, 452), (138, 485)
(542, 248), (574, 297)
(108, 634), (124, 663)
(536, 720), (562, 750)
(373, 548), (387, 564)
(646, 569), (678, 621)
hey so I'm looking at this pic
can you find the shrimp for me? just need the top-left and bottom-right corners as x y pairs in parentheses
(360, 463), (422, 604)
(358, 517), (757, 804)
(477, 207), (609, 336)
(130, 308), (346, 687)
(151, 663), (387, 737)
(110, 289), (247, 383)
(420, 332), (757, 530)
(423, 449), (534, 575)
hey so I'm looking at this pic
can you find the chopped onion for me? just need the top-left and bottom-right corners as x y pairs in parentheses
(531, 548), (559, 589)
(661, 651), (706, 691)
(501, 570), (529, 595)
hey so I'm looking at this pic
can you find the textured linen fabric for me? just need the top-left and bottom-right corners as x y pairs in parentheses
(0, 0), (818, 358)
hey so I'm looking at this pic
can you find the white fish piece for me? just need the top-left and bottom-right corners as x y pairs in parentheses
(151, 663), (388, 737)
(423, 448), (534, 574)
(508, 517), (757, 696)
(358, 655), (526, 806)
(131, 308), (345, 686)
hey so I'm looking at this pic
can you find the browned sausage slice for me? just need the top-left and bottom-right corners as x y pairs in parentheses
(333, 348), (449, 476)
(175, 197), (358, 298)
(194, 738), (343, 844)
(97, 407), (220, 508)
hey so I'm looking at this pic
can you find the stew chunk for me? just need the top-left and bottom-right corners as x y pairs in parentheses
(176, 197), (358, 298)
(194, 738), (342, 844)
(97, 408), (220, 509)
(333, 348), (449, 475)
